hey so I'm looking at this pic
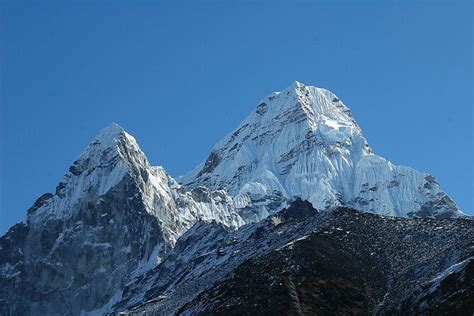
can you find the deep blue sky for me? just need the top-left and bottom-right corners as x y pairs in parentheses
(1, 1), (472, 233)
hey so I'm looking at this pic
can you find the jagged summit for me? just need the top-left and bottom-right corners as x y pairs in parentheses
(25, 124), (140, 226)
(286, 80), (306, 90)
(27, 123), (243, 235)
(270, 81), (353, 115)
(93, 122), (126, 146)
(183, 81), (463, 220)
(97, 121), (124, 136)
(85, 122), (139, 155)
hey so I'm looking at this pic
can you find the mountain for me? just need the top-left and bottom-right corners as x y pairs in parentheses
(0, 123), (243, 315)
(0, 82), (471, 315)
(182, 81), (463, 221)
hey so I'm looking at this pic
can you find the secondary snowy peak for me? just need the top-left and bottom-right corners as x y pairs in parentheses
(182, 81), (463, 220)
(1, 123), (171, 315)
(27, 123), (243, 243)
(26, 123), (138, 224)
(2, 123), (244, 315)
(93, 122), (127, 147)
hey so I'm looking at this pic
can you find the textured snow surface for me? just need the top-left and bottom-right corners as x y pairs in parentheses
(182, 81), (463, 220)
(26, 122), (243, 245)
(27, 123), (130, 225)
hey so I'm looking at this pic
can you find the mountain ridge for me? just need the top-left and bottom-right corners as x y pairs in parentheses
(0, 119), (243, 315)
(0, 81), (470, 316)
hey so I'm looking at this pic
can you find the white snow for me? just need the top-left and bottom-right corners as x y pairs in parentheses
(27, 121), (245, 256)
(81, 289), (123, 316)
(428, 256), (472, 294)
(182, 81), (463, 220)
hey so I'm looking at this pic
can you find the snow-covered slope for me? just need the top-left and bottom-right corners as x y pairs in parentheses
(182, 81), (463, 221)
(29, 123), (243, 245)
(0, 123), (243, 315)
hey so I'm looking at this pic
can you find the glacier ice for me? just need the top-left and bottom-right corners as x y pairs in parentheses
(181, 81), (463, 220)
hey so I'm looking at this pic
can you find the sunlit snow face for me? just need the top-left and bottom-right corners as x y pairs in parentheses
(182, 82), (463, 220)
(317, 116), (356, 144)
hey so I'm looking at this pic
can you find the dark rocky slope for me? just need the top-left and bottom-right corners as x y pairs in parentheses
(179, 209), (473, 315)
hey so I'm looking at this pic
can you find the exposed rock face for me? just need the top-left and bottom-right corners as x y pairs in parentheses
(0, 124), (242, 315)
(1, 174), (165, 315)
(182, 81), (463, 220)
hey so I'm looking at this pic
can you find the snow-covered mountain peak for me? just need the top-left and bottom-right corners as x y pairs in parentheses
(85, 122), (142, 159)
(183, 81), (463, 221)
(93, 122), (126, 147)
(27, 123), (243, 246)
(25, 124), (146, 225)
(239, 81), (369, 151)
(96, 121), (124, 137)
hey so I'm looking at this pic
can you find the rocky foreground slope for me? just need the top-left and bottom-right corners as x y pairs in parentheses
(0, 82), (470, 315)
(112, 200), (473, 315)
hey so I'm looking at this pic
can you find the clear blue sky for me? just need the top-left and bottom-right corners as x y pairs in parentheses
(1, 1), (472, 233)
